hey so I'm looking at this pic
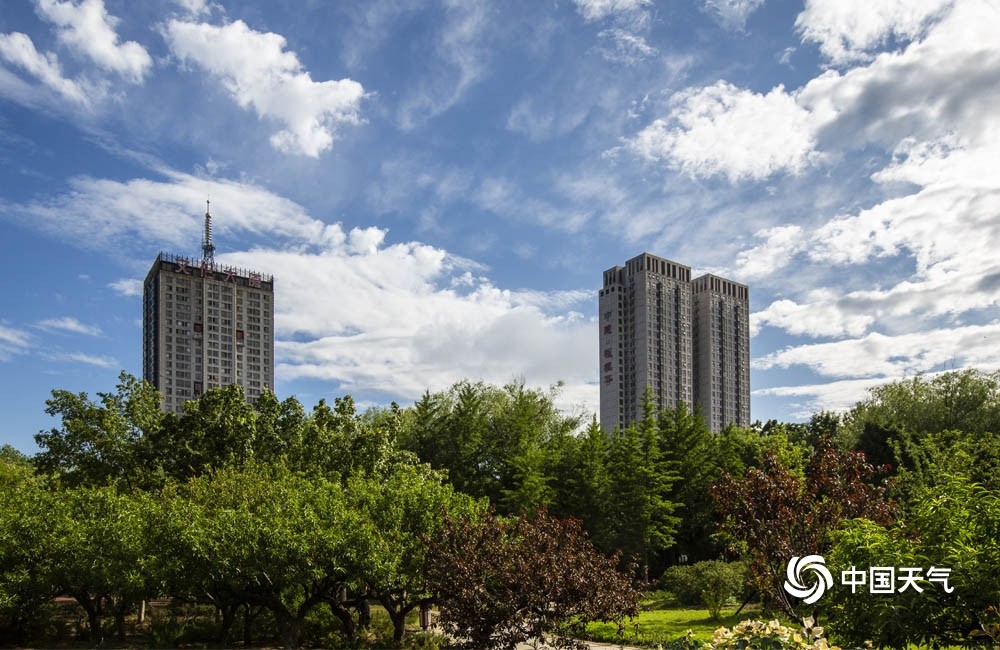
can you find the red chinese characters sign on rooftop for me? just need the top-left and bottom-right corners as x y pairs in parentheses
(158, 252), (272, 288)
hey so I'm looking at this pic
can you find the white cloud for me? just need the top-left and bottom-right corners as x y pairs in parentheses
(572, 0), (651, 23)
(795, 0), (953, 65)
(751, 294), (875, 338)
(35, 0), (151, 83)
(396, 0), (491, 130)
(627, 81), (823, 182)
(220, 227), (597, 408)
(734, 224), (807, 282)
(45, 351), (119, 368)
(0, 323), (33, 362)
(754, 323), (1000, 380)
(625, 1), (997, 185)
(572, 0), (655, 65)
(164, 19), (365, 157)
(109, 278), (142, 296)
(5, 165), (599, 417)
(506, 95), (592, 141)
(754, 376), (892, 418)
(597, 28), (657, 65)
(703, 0), (766, 31)
(173, 0), (216, 18)
(0, 31), (92, 107)
(36, 316), (102, 336)
(4, 166), (343, 252)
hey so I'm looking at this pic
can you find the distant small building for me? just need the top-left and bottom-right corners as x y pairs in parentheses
(598, 252), (749, 433)
(142, 202), (274, 413)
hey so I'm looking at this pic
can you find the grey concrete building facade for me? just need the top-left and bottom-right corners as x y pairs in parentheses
(142, 206), (274, 413)
(599, 252), (749, 433)
(691, 274), (751, 433)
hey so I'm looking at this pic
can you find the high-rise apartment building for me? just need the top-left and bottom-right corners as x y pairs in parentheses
(691, 274), (751, 432)
(599, 252), (749, 433)
(143, 203), (274, 413)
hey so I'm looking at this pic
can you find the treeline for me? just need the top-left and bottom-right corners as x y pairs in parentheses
(711, 370), (1000, 648)
(398, 382), (827, 575)
(1, 375), (638, 649)
(5, 369), (1000, 648)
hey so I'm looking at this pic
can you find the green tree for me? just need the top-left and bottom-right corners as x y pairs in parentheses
(350, 463), (482, 642)
(399, 380), (580, 512)
(828, 476), (1000, 648)
(843, 370), (1000, 454)
(660, 560), (746, 620)
(48, 486), (157, 643)
(659, 403), (719, 562)
(605, 392), (680, 579)
(546, 417), (613, 551)
(159, 463), (363, 649)
(34, 371), (164, 490)
(252, 391), (308, 464)
(0, 462), (61, 644)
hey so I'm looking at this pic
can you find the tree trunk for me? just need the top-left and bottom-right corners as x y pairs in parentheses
(327, 601), (356, 642)
(115, 609), (127, 642)
(378, 595), (409, 642)
(217, 602), (237, 645)
(242, 603), (260, 647)
(277, 613), (302, 650)
(76, 596), (102, 644)
(390, 608), (406, 642)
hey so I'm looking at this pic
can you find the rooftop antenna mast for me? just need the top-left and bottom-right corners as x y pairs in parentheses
(202, 198), (215, 263)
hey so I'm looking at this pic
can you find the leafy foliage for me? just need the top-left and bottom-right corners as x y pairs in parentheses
(827, 476), (1000, 649)
(706, 619), (839, 650)
(711, 444), (895, 621)
(660, 560), (746, 619)
(423, 508), (640, 650)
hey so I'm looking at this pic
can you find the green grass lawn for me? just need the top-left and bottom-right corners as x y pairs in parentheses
(584, 593), (784, 649)
(586, 607), (756, 647)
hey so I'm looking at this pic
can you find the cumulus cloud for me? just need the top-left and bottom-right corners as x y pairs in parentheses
(173, 0), (217, 18)
(36, 316), (103, 337)
(627, 81), (823, 182)
(688, 0), (1000, 423)
(754, 377), (892, 419)
(109, 278), (142, 296)
(164, 19), (365, 157)
(3, 164), (599, 417)
(751, 294), (875, 339)
(734, 225), (808, 282)
(702, 0), (766, 31)
(754, 323), (1000, 380)
(35, 0), (152, 83)
(795, 0), (953, 65)
(626, 1), (997, 184)
(0, 0), (150, 112)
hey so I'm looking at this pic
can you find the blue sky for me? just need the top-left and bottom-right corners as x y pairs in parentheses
(2, 0), (998, 452)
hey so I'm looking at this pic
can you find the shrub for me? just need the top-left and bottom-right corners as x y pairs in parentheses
(660, 565), (701, 606)
(706, 618), (839, 650)
(660, 560), (745, 619)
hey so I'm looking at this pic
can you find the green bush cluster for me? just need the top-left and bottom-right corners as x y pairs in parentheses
(660, 561), (746, 619)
